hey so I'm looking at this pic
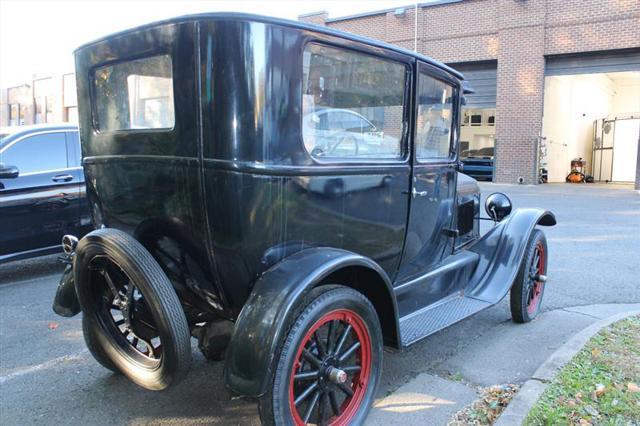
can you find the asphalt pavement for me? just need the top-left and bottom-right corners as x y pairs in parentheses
(1, 182), (638, 425)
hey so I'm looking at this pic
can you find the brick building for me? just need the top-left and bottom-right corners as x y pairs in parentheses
(300, 0), (640, 187)
(1, 73), (78, 128)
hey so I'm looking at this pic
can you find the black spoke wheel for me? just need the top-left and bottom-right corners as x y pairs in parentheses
(74, 228), (191, 390)
(510, 229), (548, 323)
(89, 257), (163, 364)
(259, 286), (382, 426)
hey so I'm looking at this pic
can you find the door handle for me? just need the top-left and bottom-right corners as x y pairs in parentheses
(52, 174), (73, 183)
(412, 187), (428, 198)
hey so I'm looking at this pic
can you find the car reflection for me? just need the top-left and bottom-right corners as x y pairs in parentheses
(293, 175), (391, 197)
(302, 109), (400, 159)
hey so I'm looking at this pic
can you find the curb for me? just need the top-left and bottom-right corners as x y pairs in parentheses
(495, 308), (640, 426)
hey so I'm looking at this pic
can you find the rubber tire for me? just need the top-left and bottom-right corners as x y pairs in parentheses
(74, 228), (192, 390)
(324, 179), (344, 197)
(258, 285), (383, 426)
(510, 229), (547, 323)
(82, 314), (118, 373)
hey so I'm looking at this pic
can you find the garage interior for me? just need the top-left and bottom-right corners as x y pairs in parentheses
(542, 51), (640, 184)
(455, 62), (497, 154)
(452, 61), (497, 181)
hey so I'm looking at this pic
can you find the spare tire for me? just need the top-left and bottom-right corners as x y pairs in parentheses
(74, 228), (191, 390)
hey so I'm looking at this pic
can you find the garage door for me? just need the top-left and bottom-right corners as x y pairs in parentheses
(448, 61), (497, 108)
(546, 49), (640, 76)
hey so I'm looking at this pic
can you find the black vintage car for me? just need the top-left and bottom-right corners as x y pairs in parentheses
(53, 13), (555, 425)
(0, 124), (91, 263)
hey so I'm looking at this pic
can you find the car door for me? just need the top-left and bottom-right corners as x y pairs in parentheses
(0, 131), (81, 258)
(64, 130), (91, 236)
(397, 62), (459, 281)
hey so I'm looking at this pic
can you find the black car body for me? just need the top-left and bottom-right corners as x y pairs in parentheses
(0, 124), (91, 263)
(53, 13), (555, 424)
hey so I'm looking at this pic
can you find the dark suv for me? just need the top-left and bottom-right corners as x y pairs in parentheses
(0, 124), (91, 263)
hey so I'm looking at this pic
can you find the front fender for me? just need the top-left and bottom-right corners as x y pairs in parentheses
(466, 208), (556, 303)
(224, 247), (396, 398)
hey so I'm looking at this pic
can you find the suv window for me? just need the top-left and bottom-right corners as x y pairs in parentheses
(1, 133), (68, 174)
(416, 72), (454, 160)
(302, 43), (406, 161)
(93, 55), (175, 131)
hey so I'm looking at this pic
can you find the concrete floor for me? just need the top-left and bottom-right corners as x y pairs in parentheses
(0, 182), (638, 425)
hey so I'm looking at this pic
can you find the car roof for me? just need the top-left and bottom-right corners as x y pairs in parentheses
(0, 124), (78, 148)
(314, 108), (369, 118)
(75, 12), (464, 81)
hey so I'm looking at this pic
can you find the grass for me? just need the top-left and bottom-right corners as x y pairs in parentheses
(449, 384), (519, 425)
(525, 315), (640, 426)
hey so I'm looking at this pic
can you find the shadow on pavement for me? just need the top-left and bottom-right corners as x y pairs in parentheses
(0, 254), (64, 285)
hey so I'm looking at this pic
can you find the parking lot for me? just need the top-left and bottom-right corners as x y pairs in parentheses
(1, 183), (639, 425)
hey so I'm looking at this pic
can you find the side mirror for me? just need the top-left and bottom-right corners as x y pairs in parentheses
(0, 164), (19, 179)
(485, 192), (512, 221)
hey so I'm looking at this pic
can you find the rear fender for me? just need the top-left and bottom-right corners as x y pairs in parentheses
(223, 247), (397, 398)
(52, 264), (81, 317)
(466, 208), (556, 303)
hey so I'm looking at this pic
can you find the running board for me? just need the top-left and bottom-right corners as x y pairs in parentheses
(399, 295), (491, 347)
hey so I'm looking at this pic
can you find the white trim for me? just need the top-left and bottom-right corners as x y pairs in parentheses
(18, 166), (82, 177)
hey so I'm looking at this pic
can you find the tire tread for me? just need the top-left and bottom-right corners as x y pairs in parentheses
(76, 228), (191, 389)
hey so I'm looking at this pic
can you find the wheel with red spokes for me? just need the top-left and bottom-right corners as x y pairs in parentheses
(510, 229), (548, 323)
(259, 286), (382, 425)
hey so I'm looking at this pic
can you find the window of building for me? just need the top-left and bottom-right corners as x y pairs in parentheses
(8, 103), (24, 126)
(302, 43), (406, 161)
(0, 133), (67, 174)
(65, 106), (78, 123)
(415, 73), (454, 160)
(46, 96), (55, 123)
(460, 108), (496, 159)
(93, 55), (175, 131)
(33, 78), (54, 124)
(63, 73), (78, 109)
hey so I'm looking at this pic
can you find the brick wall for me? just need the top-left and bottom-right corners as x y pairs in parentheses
(301, 0), (640, 186)
(328, 13), (388, 41)
(494, 24), (546, 183)
(299, 11), (328, 27)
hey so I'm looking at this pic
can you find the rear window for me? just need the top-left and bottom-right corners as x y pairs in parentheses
(93, 55), (175, 131)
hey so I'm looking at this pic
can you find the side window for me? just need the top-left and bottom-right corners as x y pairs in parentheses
(302, 43), (406, 161)
(416, 72), (455, 160)
(67, 131), (82, 167)
(93, 55), (175, 131)
(0, 133), (68, 174)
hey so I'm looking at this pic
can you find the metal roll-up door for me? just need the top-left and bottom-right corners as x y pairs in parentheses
(448, 61), (497, 108)
(546, 49), (640, 76)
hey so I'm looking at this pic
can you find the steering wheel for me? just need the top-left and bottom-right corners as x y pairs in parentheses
(328, 134), (359, 157)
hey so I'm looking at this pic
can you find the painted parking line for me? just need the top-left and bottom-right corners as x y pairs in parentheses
(0, 349), (88, 385)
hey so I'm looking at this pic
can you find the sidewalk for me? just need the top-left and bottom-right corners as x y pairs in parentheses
(368, 303), (640, 425)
